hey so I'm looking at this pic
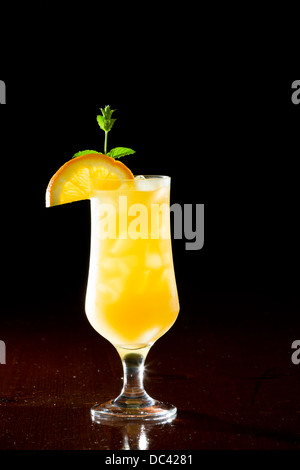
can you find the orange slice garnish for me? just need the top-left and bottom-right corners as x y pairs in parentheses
(46, 153), (134, 207)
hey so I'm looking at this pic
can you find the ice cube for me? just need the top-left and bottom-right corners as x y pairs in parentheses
(97, 281), (120, 303)
(134, 176), (170, 191)
(134, 176), (154, 191)
(110, 238), (136, 256)
(101, 255), (138, 276)
(145, 252), (163, 269)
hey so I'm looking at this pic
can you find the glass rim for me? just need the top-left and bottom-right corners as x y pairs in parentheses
(134, 175), (170, 179)
(95, 175), (171, 182)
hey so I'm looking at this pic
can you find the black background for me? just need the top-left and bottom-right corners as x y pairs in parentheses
(1, 3), (300, 458)
(0, 7), (297, 309)
(1, 69), (299, 324)
(1, 78), (299, 311)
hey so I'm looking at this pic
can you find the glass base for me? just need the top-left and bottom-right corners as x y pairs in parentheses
(91, 398), (177, 423)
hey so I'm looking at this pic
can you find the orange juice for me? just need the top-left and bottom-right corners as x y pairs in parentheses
(85, 176), (179, 349)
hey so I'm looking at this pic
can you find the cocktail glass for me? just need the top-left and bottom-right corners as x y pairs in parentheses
(85, 175), (179, 421)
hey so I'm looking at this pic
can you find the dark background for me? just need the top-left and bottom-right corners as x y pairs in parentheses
(1, 74), (300, 321)
(0, 5), (298, 318)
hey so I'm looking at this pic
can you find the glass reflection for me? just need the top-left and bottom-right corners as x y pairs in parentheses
(91, 415), (176, 450)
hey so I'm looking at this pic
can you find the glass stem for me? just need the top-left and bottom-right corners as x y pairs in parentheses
(113, 350), (154, 408)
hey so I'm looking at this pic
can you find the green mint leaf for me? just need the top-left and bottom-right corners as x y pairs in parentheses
(97, 105), (117, 133)
(96, 115), (105, 131)
(72, 150), (100, 159)
(100, 105), (115, 120)
(107, 147), (136, 159)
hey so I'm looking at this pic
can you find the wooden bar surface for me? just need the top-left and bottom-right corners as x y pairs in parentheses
(0, 292), (300, 450)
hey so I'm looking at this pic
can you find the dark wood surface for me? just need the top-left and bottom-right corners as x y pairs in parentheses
(1, 292), (300, 451)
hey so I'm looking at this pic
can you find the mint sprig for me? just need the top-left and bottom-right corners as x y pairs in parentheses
(71, 106), (136, 160)
(96, 106), (116, 154)
(96, 105), (135, 158)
